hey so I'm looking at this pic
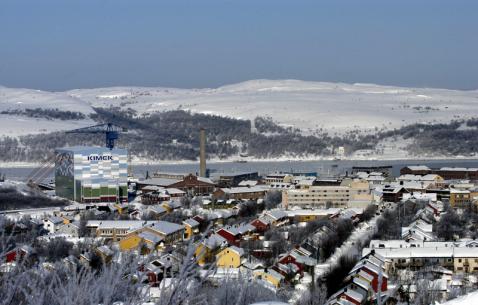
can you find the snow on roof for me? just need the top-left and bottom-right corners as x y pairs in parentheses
(165, 200), (182, 209)
(349, 261), (386, 277)
(356, 270), (374, 282)
(46, 216), (64, 224)
(406, 165), (430, 171)
(250, 301), (289, 305)
(165, 188), (185, 195)
(197, 177), (215, 184)
(352, 276), (371, 291)
(148, 205), (167, 214)
(142, 185), (162, 191)
(88, 220), (154, 230)
(203, 233), (227, 249)
(220, 223), (256, 235)
(454, 248), (478, 258)
(97, 245), (114, 256)
(238, 180), (259, 186)
(440, 167), (478, 172)
(138, 231), (163, 244)
(183, 218), (200, 227)
(328, 287), (364, 303)
(285, 208), (341, 217)
(221, 186), (266, 194)
(450, 189), (470, 194)
(367, 247), (477, 259)
(140, 178), (181, 186)
(147, 221), (184, 235)
(265, 210), (288, 220)
(254, 268), (285, 280)
(228, 246), (245, 257)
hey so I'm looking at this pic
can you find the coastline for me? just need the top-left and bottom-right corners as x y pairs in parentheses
(0, 155), (477, 168)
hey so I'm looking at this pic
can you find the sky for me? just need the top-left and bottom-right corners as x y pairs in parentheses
(0, 0), (477, 91)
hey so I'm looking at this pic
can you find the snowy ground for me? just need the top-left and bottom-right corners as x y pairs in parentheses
(68, 80), (478, 135)
(0, 86), (96, 136)
(437, 290), (478, 305)
(1, 80), (478, 137)
(289, 209), (384, 303)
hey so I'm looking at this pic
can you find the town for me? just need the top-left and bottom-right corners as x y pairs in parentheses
(2, 133), (478, 305)
(2, 0), (477, 304)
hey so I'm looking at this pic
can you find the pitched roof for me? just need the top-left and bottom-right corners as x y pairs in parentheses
(146, 221), (184, 235)
(265, 210), (288, 220)
(227, 246), (245, 257)
(406, 165), (430, 171)
(138, 231), (163, 244)
(183, 218), (200, 227)
(46, 216), (64, 224)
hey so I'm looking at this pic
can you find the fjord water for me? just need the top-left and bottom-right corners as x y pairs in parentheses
(2, 159), (478, 182)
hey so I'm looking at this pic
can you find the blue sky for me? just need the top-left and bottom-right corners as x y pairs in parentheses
(0, 0), (477, 91)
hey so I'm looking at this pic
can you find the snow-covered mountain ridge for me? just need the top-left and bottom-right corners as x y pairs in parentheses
(1, 79), (478, 136)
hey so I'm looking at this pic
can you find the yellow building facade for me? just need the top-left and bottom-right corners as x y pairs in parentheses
(216, 246), (244, 268)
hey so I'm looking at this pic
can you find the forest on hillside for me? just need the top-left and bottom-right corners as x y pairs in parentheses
(0, 107), (477, 162)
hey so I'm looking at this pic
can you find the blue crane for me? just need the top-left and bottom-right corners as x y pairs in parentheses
(66, 123), (127, 150)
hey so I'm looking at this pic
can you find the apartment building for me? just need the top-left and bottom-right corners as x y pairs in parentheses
(282, 181), (372, 209)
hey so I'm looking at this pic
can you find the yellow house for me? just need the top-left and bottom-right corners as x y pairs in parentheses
(60, 215), (73, 224)
(450, 189), (471, 207)
(216, 246), (245, 268)
(454, 248), (478, 273)
(194, 234), (227, 266)
(183, 218), (200, 240)
(161, 201), (182, 213)
(161, 202), (174, 213)
(253, 269), (285, 288)
(119, 231), (163, 253)
(194, 243), (212, 266)
(118, 221), (184, 252)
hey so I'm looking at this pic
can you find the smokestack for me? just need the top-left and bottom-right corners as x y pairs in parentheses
(199, 128), (206, 177)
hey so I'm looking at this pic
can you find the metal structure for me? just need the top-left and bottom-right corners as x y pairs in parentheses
(199, 128), (206, 177)
(66, 123), (127, 150)
(25, 155), (57, 186)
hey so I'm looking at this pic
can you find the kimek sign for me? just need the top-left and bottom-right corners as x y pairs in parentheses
(87, 155), (113, 161)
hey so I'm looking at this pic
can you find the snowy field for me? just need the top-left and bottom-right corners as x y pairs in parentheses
(1, 80), (478, 137)
(68, 80), (478, 135)
(0, 86), (96, 136)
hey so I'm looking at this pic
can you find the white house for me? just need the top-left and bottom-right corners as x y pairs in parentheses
(43, 216), (64, 234)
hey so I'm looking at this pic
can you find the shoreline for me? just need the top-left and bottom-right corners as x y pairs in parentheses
(1, 155), (477, 168)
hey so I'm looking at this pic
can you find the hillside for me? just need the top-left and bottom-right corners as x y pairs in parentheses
(1, 80), (478, 136)
(68, 80), (478, 135)
(0, 86), (96, 136)
(0, 80), (477, 162)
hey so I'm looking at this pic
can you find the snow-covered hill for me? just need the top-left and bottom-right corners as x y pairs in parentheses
(1, 80), (478, 136)
(0, 86), (96, 136)
(68, 80), (478, 135)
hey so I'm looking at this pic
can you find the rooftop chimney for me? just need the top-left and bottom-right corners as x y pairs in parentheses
(199, 128), (206, 177)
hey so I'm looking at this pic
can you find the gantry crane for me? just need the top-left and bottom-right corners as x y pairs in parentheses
(26, 123), (129, 188)
(65, 123), (127, 150)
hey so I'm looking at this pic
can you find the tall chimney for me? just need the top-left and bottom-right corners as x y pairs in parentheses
(199, 128), (206, 177)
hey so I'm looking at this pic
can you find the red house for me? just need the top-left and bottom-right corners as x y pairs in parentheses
(349, 261), (388, 292)
(278, 253), (304, 274)
(5, 246), (33, 263)
(328, 287), (364, 305)
(250, 218), (270, 233)
(216, 227), (241, 246)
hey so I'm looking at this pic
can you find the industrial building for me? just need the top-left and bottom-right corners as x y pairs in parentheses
(55, 146), (128, 203)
